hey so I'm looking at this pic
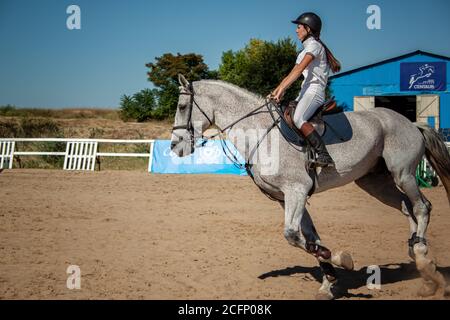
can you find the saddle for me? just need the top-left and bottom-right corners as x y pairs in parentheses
(279, 97), (343, 146)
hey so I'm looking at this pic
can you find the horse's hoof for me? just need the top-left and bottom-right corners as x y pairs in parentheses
(332, 251), (354, 271)
(315, 290), (334, 300)
(418, 280), (438, 298)
(415, 257), (447, 298)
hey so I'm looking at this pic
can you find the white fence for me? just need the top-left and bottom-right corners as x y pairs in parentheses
(0, 138), (155, 172)
(1, 138), (449, 175)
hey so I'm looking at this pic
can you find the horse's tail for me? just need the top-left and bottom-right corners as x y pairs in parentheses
(415, 123), (450, 206)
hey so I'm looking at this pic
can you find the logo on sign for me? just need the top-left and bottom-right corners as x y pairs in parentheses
(400, 62), (446, 91)
(408, 64), (435, 89)
(197, 141), (223, 164)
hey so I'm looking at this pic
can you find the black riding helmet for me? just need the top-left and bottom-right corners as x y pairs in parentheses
(292, 12), (322, 37)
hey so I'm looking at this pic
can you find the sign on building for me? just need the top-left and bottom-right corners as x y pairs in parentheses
(400, 62), (446, 91)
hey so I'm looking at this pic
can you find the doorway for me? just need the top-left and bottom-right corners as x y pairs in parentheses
(354, 95), (440, 129)
(375, 95), (417, 122)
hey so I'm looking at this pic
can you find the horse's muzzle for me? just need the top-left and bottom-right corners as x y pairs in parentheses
(170, 140), (194, 157)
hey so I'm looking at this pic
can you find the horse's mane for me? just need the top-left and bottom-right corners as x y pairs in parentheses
(196, 80), (264, 102)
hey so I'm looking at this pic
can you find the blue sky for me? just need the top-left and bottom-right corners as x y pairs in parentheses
(1, 0), (449, 108)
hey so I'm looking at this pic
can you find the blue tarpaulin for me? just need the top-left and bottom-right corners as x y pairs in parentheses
(150, 140), (247, 175)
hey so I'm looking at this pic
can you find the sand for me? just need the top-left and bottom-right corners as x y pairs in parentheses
(0, 169), (449, 299)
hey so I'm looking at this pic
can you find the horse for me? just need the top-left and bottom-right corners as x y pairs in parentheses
(170, 74), (450, 299)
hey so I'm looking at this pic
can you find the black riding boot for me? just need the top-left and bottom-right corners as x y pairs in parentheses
(305, 130), (335, 167)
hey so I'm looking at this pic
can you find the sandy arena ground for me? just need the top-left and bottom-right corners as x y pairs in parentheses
(0, 169), (449, 300)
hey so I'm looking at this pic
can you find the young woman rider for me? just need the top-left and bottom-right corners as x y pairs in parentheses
(270, 12), (341, 167)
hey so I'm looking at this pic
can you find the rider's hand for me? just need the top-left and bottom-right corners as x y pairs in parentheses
(267, 88), (283, 104)
(272, 90), (284, 104)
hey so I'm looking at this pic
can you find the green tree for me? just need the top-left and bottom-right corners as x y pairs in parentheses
(151, 84), (179, 120)
(146, 53), (213, 88)
(145, 53), (217, 119)
(218, 38), (302, 102)
(119, 88), (158, 122)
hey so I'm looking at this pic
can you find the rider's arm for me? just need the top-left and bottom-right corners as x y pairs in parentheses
(272, 53), (314, 99)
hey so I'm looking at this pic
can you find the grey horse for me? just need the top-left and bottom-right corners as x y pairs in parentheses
(170, 75), (450, 299)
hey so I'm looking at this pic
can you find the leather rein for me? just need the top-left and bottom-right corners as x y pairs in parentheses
(171, 83), (277, 167)
(171, 84), (304, 203)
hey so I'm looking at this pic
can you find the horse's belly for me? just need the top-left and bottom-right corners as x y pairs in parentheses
(315, 114), (384, 192)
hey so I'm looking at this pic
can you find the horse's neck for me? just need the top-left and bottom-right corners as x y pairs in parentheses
(216, 100), (271, 132)
(200, 82), (274, 162)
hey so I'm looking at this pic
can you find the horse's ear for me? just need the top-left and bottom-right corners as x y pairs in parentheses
(178, 74), (190, 89)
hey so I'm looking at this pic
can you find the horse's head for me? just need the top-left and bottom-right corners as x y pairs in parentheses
(170, 74), (215, 157)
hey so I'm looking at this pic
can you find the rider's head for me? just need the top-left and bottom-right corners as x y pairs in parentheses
(291, 12), (341, 74)
(292, 12), (322, 40)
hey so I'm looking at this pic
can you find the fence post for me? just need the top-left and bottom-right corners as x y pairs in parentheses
(148, 141), (154, 173)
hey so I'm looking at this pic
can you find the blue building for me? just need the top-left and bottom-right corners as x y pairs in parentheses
(329, 50), (450, 141)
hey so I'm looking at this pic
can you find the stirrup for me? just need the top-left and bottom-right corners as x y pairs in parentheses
(312, 160), (335, 168)
(313, 155), (335, 168)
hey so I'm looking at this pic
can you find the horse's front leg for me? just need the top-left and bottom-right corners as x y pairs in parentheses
(283, 185), (352, 300)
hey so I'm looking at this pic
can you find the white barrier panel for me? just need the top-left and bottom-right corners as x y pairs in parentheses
(0, 141), (15, 169)
(64, 141), (97, 171)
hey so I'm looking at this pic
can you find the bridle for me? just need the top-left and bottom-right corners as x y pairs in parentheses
(171, 83), (214, 150)
(170, 82), (309, 203)
(171, 82), (272, 151)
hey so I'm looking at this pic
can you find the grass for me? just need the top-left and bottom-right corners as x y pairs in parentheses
(0, 106), (167, 171)
(0, 105), (120, 120)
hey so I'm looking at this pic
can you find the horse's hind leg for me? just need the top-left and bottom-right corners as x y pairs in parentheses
(389, 167), (446, 297)
(379, 132), (447, 296)
(397, 173), (446, 297)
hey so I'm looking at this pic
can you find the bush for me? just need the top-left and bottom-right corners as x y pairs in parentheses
(0, 105), (56, 118)
(0, 118), (63, 138)
(151, 84), (179, 120)
(218, 38), (302, 103)
(0, 120), (21, 137)
(0, 104), (17, 116)
(0, 118), (65, 168)
(119, 89), (158, 122)
(20, 118), (62, 138)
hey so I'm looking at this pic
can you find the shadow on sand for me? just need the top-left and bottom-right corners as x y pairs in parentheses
(259, 262), (450, 299)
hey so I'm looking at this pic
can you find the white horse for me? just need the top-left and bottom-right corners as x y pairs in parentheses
(171, 75), (450, 299)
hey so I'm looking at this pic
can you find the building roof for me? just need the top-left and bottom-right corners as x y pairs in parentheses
(330, 50), (450, 79)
